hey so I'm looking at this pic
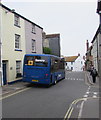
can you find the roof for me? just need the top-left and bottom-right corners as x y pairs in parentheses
(65, 56), (78, 62)
(25, 54), (61, 59)
(46, 34), (60, 38)
(0, 3), (43, 29)
(91, 25), (100, 43)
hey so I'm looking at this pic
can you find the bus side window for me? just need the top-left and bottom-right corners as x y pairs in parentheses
(51, 57), (54, 72)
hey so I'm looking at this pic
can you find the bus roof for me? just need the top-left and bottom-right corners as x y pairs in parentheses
(25, 54), (63, 59)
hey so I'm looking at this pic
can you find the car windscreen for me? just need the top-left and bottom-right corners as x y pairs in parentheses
(25, 56), (48, 67)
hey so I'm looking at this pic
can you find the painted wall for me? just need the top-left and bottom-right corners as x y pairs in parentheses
(0, 5), (2, 86)
(2, 7), (26, 83)
(25, 21), (43, 54)
(66, 56), (84, 71)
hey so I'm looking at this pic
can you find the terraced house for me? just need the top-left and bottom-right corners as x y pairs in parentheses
(0, 3), (43, 85)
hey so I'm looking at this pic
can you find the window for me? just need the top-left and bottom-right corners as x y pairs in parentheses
(71, 67), (73, 71)
(32, 39), (36, 52)
(14, 15), (20, 27)
(32, 24), (36, 33)
(25, 56), (48, 67)
(71, 62), (73, 65)
(15, 34), (20, 49)
(16, 61), (22, 78)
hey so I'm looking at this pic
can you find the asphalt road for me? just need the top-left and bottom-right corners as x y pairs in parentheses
(2, 71), (99, 119)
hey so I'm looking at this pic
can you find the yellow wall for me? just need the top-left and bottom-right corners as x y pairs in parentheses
(2, 8), (26, 83)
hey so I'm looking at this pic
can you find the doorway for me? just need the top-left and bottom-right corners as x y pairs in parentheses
(2, 61), (8, 85)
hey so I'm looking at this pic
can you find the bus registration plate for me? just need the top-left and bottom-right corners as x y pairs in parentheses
(32, 80), (38, 82)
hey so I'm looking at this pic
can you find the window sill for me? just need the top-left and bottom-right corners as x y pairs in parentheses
(31, 32), (36, 34)
(16, 76), (22, 78)
(15, 49), (22, 52)
(14, 24), (21, 28)
(32, 51), (36, 53)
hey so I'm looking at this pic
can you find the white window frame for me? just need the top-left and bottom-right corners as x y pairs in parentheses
(15, 34), (21, 49)
(32, 39), (36, 53)
(14, 14), (20, 27)
(32, 24), (36, 34)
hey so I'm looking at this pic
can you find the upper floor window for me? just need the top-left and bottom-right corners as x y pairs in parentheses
(15, 34), (21, 49)
(14, 15), (20, 27)
(32, 24), (36, 34)
(32, 39), (36, 53)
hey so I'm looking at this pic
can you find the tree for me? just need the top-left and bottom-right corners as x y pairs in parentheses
(43, 47), (52, 54)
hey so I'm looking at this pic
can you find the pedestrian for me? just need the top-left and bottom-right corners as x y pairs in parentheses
(90, 68), (98, 83)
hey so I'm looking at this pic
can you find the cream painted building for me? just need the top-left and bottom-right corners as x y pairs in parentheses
(1, 4), (43, 85)
(0, 3), (2, 86)
(1, 4), (26, 85)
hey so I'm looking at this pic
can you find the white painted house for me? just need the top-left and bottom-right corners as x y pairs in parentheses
(65, 55), (84, 71)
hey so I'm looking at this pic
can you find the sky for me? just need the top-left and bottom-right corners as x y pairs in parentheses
(2, 0), (99, 57)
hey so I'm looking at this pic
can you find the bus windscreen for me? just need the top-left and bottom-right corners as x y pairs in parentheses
(25, 56), (48, 67)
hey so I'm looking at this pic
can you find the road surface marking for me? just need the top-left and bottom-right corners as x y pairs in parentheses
(93, 95), (97, 98)
(0, 87), (31, 100)
(86, 92), (90, 94)
(64, 96), (99, 119)
(94, 92), (97, 95)
(64, 98), (85, 119)
(78, 101), (85, 118)
(83, 95), (88, 98)
(67, 107), (73, 119)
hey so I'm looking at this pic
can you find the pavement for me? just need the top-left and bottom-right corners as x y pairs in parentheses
(1, 81), (29, 97)
(0, 71), (100, 119)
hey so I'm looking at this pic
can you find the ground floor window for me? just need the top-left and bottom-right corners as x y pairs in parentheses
(16, 61), (22, 78)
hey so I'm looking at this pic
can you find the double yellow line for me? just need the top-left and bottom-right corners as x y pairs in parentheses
(64, 98), (86, 120)
(64, 96), (99, 120)
(0, 87), (31, 100)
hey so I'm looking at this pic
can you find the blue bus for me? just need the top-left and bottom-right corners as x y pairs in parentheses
(23, 54), (65, 85)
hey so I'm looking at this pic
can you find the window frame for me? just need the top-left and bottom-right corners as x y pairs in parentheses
(31, 24), (36, 34)
(14, 14), (20, 27)
(32, 39), (36, 53)
(15, 34), (21, 50)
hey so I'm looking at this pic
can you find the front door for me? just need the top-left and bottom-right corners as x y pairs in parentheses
(2, 61), (7, 85)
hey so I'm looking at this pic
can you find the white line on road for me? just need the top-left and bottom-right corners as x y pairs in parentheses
(78, 101), (85, 118)
(86, 92), (90, 94)
(93, 95), (97, 98)
(83, 95), (88, 98)
(94, 92), (98, 95)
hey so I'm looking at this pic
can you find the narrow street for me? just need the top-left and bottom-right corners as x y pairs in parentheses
(2, 71), (99, 119)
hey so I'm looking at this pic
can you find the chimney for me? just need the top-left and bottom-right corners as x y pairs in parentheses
(86, 40), (89, 51)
